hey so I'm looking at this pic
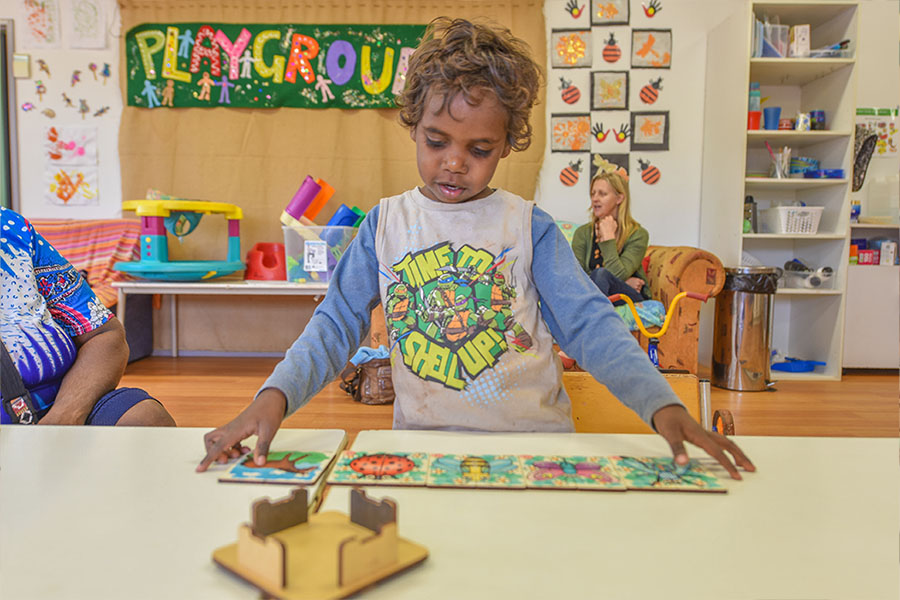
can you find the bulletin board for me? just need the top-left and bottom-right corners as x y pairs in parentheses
(117, 0), (546, 261)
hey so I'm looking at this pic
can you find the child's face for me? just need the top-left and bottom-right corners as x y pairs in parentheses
(413, 90), (511, 204)
(590, 179), (624, 220)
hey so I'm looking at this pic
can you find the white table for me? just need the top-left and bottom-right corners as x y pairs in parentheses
(113, 280), (329, 356)
(320, 430), (900, 600)
(0, 426), (346, 600)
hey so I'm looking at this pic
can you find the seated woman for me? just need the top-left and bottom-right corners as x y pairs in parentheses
(1, 207), (175, 426)
(571, 171), (650, 304)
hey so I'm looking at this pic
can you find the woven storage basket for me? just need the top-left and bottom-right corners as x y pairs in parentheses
(760, 206), (823, 234)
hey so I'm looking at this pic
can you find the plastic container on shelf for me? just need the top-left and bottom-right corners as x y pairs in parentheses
(781, 269), (834, 289)
(762, 24), (789, 57)
(282, 225), (357, 283)
(759, 206), (824, 234)
(809, 47), (851, 59)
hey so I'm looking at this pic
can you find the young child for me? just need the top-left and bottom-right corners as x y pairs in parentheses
(572, 171), (650, 304)
(198, 18), (753, 479)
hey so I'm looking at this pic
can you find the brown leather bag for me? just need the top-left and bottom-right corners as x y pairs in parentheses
(339, 358), (395, 405)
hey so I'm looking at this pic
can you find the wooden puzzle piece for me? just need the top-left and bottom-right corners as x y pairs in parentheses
(426, 454), (526, 489)
(326, 451), (429, 486)
(521, 455), (626, 491)
(219, 451), (335, 485)
(609, 456), (727, 493)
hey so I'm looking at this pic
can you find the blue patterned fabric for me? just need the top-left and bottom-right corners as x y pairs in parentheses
(614, 300), (666, 332)
(1, 208), (113, 423)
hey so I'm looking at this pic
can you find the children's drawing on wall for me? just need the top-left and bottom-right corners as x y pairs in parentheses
(564, 0), (586, 20)
(590, 153), (628, 180)
(630, 111), (669, 151)
(45, 167), (98, 205)
(590, 111), (628, 151)
(591, 121), (609, 143)
(126, 23), (425, 109)
(639, 77), (663, 104)
(641, 0), (663, 18)
(601, 32), (622, 63)
(550, 69), (589, 113)
(559, 77), (581, 105)
(549, 152), (590, 199)
(637, 158), (661, 184)
(44, 126), (99, 206)
(45, 126), (97, 164)
(631, 29), (672, 68)
(551, 114), (591, 151)
(590, 71), (628, 110)
(67, 0), (106, 49)
(559, 158), (584, 186)
(591, 0), (629, 25)
(551, 29), (592, 68)
(19, 0), (61, 49)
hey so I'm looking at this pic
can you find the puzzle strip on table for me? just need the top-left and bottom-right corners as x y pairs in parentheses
(427, 454), (526, 489)
(219, 451), (335, 485)
(327, 451), (430, 486)
(608, 456), (727, 493)
(521, 455), (626, 491)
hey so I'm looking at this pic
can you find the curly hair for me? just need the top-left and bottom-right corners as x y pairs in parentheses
(396, 17), (543, 152)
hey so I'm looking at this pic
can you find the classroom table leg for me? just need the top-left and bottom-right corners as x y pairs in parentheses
(171, 295), (178, 358)
(117, 289), (126, 324)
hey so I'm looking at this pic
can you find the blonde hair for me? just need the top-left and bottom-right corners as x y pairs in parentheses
(589, 171), (640, 252)
(396, 17), (543, 152)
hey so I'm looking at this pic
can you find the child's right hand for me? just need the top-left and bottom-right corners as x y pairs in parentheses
(195, 389), (287, 472)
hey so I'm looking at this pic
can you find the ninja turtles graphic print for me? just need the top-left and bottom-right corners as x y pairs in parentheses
(385, 241), (533, 391)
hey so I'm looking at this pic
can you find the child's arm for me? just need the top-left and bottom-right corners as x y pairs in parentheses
(596, 227), (648, 280)
(530, 208), (754, 479)
(197, 208), (383, 471)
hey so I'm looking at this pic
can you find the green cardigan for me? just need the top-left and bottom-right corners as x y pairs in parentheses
(571, 222), (650, 293)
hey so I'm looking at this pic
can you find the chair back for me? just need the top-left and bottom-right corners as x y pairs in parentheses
(564, 371), (703, 434)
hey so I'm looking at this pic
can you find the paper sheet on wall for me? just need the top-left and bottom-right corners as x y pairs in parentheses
(45, 126), (98, 165)
(856, 108), (899, 158)
(18, 0), (62, 49)
(44, 166), (99, 205)
(67, 0), (106, 49)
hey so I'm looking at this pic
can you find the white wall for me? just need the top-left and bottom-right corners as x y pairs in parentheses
(536, 0), (744, 247)
(852, 0), (900, 220)
(2, 0), (123, 218)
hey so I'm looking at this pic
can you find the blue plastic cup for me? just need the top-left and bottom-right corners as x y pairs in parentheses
(763, 106), (782, 130)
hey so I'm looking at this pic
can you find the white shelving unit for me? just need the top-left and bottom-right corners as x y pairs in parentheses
(701, 1), (858, 381)
(843, 223), (900, 368)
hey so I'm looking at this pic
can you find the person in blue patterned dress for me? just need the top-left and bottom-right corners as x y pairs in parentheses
(0, 207), (175, 426)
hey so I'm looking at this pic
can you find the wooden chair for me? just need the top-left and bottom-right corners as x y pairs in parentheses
(564, 370), (716, 434)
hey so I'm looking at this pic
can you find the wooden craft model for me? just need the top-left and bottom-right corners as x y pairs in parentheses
(213, 487), (427, 599)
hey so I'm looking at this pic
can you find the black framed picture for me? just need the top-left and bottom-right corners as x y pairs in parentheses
(630, 111), (669, 151)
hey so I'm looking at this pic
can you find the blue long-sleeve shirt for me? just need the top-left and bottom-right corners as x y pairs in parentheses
(262, 201), (681, 427)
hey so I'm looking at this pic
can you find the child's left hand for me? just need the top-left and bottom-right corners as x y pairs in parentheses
(651, 405), (756, 480)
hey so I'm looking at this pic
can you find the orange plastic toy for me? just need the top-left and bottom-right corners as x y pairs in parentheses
(245, 242), (286, 280)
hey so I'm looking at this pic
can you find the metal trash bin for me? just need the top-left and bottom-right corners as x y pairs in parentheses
(712, 266), (780, 391)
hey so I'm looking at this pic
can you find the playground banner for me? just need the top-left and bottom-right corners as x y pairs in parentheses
(125, 23), (425, 109)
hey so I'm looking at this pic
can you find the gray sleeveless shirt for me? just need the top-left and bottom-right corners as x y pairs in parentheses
(375, 188), (573, 432)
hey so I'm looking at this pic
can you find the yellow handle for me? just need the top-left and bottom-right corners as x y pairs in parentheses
(610, 291), (699, 339)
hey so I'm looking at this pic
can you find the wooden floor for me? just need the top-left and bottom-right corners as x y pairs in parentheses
(120, 357), (899, 440)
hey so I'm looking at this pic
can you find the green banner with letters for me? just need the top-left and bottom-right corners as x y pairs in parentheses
(125, 23), (425, 109)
